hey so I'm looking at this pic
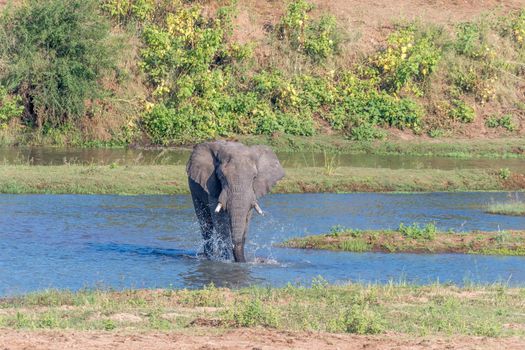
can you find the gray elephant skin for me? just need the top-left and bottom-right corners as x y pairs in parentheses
(186, 141), (285, 262)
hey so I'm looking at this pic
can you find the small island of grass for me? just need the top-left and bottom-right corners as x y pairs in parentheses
(280, 223), (525, 256)
(485, 201), (525, 216)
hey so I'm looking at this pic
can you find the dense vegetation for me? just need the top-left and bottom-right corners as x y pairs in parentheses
(0, 0), (524, 146)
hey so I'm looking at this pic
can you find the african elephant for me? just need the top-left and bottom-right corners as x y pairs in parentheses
(186, 141), (284, 262)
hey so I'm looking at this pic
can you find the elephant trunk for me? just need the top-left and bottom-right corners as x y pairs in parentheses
(228, 192), (252, 263)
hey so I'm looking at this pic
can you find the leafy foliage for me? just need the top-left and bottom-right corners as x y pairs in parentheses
(485, 114), (516, 131)
(0, 87), (24, 125)
(0, 0), (119, 127)
(370, 25), (441, 94)
(1, 0), (524, 145)
(398, 222), (438, 240)
(511, 10), (525, 46)
(448, 99), (475, 123)
(277, 0), (340, 61)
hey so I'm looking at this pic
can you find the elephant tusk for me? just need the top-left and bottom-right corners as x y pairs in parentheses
(215, 203), (223, 213)
(254, 202), (264, 216)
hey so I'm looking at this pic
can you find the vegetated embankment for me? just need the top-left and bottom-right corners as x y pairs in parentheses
(280, 224), (525, 255)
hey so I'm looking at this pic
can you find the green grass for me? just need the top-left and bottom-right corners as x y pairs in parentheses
(0, 163), (519, 194)
(239, 135), (525, 159)
(486, 202), (525, 216)
(0, 283), (524, 337)
(280, 226), (525, 255)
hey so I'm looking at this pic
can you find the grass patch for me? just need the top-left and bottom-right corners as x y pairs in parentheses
(238, 135), (525, 159)
(0, 283), (524, 337)
(280, 226), (525, 255)
(0, 164), (519, 194)
(486, 201), (525, 216)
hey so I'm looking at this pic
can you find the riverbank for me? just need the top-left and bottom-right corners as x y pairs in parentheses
(0, 283), (524, 349)
(280, 226), (525, 255)
(0, 164), (523, 194)
(239, 135), (525, 159)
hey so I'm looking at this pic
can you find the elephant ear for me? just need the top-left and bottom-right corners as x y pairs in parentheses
(186, 141), (223, 197)
(251, 145), (285, 199)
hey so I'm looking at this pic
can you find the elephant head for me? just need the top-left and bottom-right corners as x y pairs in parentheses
(187, 141), (284, 262)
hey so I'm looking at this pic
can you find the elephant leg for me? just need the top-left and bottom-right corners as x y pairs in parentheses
(189, 180), (214, 258)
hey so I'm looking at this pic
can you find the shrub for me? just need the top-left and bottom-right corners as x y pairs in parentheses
(304, 15), (340, 61)
(398, 222), (438, 240)
(344, 306), (383, 334)
(511, 10), (525, 46)
(485, 114), (516, 131)
(102, 0), (155, 24)
(0, 86), (24, 125)
(498, 168), (511, 180)
(348, 124), (386, 141)
(455, 22), (491, 59)
(0, 0), (119, 127)
(370, 25), (441, 94)
(139, 4), (252, 143)
(449, 99), (475, 123)
(326, 72), (423, 137)
(277, 0), (340, 61)
(226, 298), (280, 327)
(277, 0), (314, 51)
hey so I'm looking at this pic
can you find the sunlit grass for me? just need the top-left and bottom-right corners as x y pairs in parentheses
(486, 202), (525, 216)
(0, 282), (524, 337)
(280, 226), (525, 255)
(0, 164), (515, 194)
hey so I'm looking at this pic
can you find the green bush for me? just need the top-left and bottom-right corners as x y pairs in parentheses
(326, 72), (423, 137)
(277, 0), (314, 51)
(226, 298), (280, 328)
(0, 0), (119, 127)
(304, 15), (340, 61)
(511, 9), (525, 46)
(370, 25), (441, 94)
(344, 306), (384, 334)
(277, 0), (340, 61)
(0, 87), (24, 125)
(348, 124), (386, 141)
(102, 0), (155, 24)
(398, 222), (438, 240)
(485, 114), (516, 131)
(498, 168), (511, 180)
(449, 99), (475, 123)
(455, 22), (490, 59)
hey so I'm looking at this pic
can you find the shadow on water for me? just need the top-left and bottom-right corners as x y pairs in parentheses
(181, 259), (262, 289)
(87, 242), (196, 260)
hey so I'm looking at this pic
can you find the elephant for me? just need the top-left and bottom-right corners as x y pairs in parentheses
(186, 141), (285, 262)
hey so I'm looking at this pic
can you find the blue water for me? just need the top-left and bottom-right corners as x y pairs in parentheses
(1, 192), (525, 296)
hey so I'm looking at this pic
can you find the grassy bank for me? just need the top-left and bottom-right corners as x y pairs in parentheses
(280, 225), (525, 255)
(240, 135), (525, 159)
(0, 164), (522, 195)
(1, 283), (524, 338)
(486, 202), (525, 216)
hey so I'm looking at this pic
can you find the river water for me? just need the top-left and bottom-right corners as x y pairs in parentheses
(1, 192), (524, 296)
